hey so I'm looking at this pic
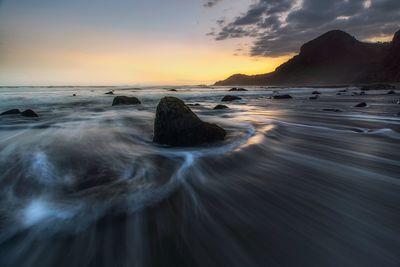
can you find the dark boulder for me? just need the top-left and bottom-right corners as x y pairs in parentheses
(168, 89), (177, 92)
(312, 91), (321, 94)
(72, 94), (77, 96)
(221, 95), (242, 102)
(229, 88), (248, 91)
(355, 102), (367, 108)
(387, 90), (396, 94)
(105, 91), (114, 95)
(153, 97), (226, 146)
(214, 104), (229, 110)
(309, 95), (319, 100)
(273, 94), (292, 99)
(112, 96), (141, 106)
(1, 109), (21, 116)
(21, 109), (38, 117)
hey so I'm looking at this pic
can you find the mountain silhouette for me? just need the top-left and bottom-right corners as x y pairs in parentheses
(215, 30), (399, 86)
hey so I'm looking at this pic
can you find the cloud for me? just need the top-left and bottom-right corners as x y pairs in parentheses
(213, 0), (400, 57)
(204, 0), (223, 8)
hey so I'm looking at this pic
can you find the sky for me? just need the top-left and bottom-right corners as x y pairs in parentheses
(0, 0), (399, 86)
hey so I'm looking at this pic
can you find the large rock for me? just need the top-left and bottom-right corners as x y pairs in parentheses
(214, 104), (229, 110)
(273, 94), (292, 99)
(355, 102), (367, 108)
(153, 97), (226, 146)
(112, 96), (141, 106)
(21, 109), (38, 117)
(221, 95), (242, 102)
(1, 109), (21, 115)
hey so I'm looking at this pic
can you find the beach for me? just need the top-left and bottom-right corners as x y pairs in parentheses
(0, 86), (399, 266)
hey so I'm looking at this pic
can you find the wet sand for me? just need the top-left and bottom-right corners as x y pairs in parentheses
(0, 86), (399, 266)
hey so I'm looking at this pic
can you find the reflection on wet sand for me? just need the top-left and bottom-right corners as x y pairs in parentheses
(0, 86), (399, 267)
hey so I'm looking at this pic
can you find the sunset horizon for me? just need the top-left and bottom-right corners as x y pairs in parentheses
(1, 0), (398, 86)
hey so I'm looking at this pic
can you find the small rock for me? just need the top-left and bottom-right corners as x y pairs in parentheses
(112, 96), (141, 106)
(221, 95), (242, 102)
(312, 91), (321, 94)
(1, 109), (21, 116)
(338, 89), (347, 93)
(309, 95), (319, 100)
(229, 88), (247, 91)
(214, 105), (229, 110)
(153, 97), (226, 146)
(273, 94), (292, 99)
(360, 92), (366, 95)
(168, 89), (177, 92)
(105, 91), (114, 95)
(21, 109), (38, 117)
(72, 94), (76, 96)
(323, 108), (342, 112)
(354, 102), (367, 108)
(387, 90), (396, 94)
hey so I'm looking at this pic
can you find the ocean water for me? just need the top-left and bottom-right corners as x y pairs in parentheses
(0, 86), (399, 267)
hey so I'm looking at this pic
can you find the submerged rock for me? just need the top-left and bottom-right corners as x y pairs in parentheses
(323, 108), (342, 112)
(221, 95), (242, 102)
(312, 91), (321, 94)
(229, 88), (247, 91)
(153, 97), (226, 146)
(21, 109), (38, 117)
(354, 102), (367, 108)
(72, 94), (76, 96)
(273, 94), (292, 99)
(309, 95), (319, 100)
(112, 96), (141, 106)
(1, 109), (21, 116)
(387, 90), (396, 94)
(214, 104), (229, 110)
(168, 89), (177, 92)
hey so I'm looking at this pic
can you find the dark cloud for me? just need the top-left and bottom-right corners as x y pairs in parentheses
(203, 0), (223, 8)
(213, 0), (400, 57)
